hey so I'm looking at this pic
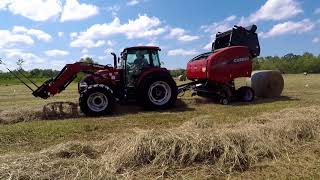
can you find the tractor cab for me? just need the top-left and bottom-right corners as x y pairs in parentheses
(118, 46), (162, 88)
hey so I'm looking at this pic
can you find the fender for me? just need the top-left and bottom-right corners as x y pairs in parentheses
(136, 67), (172, 87)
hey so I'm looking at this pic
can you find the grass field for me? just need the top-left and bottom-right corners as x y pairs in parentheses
(0, 74), (320, 179)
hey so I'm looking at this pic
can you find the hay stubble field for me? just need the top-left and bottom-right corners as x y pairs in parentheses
(0, 74), (320, 179)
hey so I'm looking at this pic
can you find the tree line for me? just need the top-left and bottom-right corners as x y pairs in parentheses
(1, 53), (320, 82)
(0, 57), (93, 84)
(254, 52), (320, 74)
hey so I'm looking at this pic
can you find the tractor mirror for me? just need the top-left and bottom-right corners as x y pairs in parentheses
(161, 61), (165, 65)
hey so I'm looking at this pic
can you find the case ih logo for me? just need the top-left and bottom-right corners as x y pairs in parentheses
(232, 57), (249, 63)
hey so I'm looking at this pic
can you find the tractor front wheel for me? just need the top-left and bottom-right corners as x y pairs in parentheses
(79, 85), (114, 116)
(139, 75), (177, 109)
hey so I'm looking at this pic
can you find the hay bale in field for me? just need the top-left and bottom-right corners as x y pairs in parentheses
(247, 70), (284, 98)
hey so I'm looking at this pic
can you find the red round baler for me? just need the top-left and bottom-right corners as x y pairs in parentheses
(181, 25), (260, 104)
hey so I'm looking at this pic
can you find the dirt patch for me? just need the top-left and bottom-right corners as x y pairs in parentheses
(42, 102), (80, 120)
(0, 102), (82, 124)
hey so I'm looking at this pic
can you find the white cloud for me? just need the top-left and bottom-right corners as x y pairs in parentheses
(249, 0), (302, 23)
(260, 19), (315, 38)
(71, 39), (105, 48)
(60, 0), (98, 22)
(1, 0), (62, 21)
(0, 29), (34, 48)
(315, 8), (320, 15)
(45, 49), (69, 57)
(81, 48), (88, 54)
(201, 15), (235, 37)
(146, 42), (158, 46)
(225, 15), (236, 22)
(167, 49), (199, 56)
(106, 40), (114, 46)
(108, 5), (120, 17)
(104, 48), (114, 54)
(70, 32), (78, 39)
(2, 49), (44, 65)
(58, 32), (64, 37)
(203, 42), (212, 51)
(312, 37), (320, 43)
(168, 28), (199, 42)
(70, 15), (166, 48)
(201, 15), (236, 50)
(13, 26), (52, 41)
(0, 0), (10, 10)
(0, 49), (61, 70)
(127, 0), (139, 6)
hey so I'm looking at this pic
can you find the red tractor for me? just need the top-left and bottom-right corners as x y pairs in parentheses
(32, 46), (178, 116)
(4, 25), (260, 116)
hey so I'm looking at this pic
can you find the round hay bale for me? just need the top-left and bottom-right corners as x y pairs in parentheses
(247, 70), (284, 98)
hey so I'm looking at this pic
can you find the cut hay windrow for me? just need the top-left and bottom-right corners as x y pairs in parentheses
(108, 106), (319, 173)
(0, 106), (319, 179)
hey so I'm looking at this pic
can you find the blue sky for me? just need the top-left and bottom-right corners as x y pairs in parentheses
(0, 0), (319, 71)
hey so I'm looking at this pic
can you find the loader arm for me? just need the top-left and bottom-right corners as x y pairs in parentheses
(33, 62), (109, 99)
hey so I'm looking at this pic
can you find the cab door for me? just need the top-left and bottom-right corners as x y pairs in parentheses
(125, 50), (151, 87)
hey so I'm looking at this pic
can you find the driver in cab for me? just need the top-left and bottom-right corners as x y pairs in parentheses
(128, 50), (149, 86)
(133, 50), (149, 70)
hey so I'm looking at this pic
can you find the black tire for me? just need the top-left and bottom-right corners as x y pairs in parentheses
(139, 74), (177, 109)
(220, 97), (229, 105)
(219, 85), (232, 105)
(79, 84), (114, 116)
(78, 76), (94, 93)
(236, 86), (255, 102)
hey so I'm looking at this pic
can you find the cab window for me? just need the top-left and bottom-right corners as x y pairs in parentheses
(151, 50), (161, 67)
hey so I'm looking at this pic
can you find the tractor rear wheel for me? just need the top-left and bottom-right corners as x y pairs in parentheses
(139, 75), (177, 109)
(236, 86), (255, 102)
(79, 85), (114, 116)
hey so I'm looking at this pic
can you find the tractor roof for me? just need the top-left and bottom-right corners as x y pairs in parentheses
(124, 46), (161, 51)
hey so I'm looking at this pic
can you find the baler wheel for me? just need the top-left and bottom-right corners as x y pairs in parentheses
(219, 85), (232, 105)
(79, 84), (114, 116)
(220, 98), (229, 105)
(236, 86), (255, 102)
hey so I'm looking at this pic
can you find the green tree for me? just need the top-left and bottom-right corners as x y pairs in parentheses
(16, 59), (24, 70)
(79, 57), (95, 64)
